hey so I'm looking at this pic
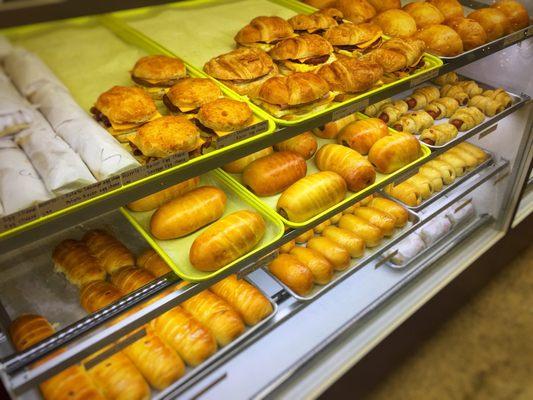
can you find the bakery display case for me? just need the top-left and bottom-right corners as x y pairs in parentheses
(0, 0), (531, 399)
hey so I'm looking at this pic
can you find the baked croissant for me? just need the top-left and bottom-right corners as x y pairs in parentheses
(482, 88), (513, 109)
(353, 206), (396, 236)
(10, 314), (55, 351)
(424, 159), (456, 184)
(444, 148), (479, 169)
(378, 100), (409, 125)
(425, 97), (460, 119)
(268, 254), (314, 295)
(315, 144), (376, 192)
(384, 181), (422, 206)
(434, 72), (459, 86)
(338, 214), (384, 247)
(317, 58), (384, 94)
(418, 165), (444, 192)
(392, 110), (434, 134)
(449, 106), (485, 131)
(136, 249), (172, 277)
(368, 197), (408, 227)
(364, 98), (391, 117)
(337, 118), (389, 155)
(405, 174), (434, 199)
(405, 86), (441, 110)
(364, 37), (425, 73)
(437, 153), (468, 176)
(110, 266), (156, 294)
(209, 275), (273, 325)
(52, 239), (106, 287)
(289, 246), (335, 284)
(455, 81), (483, 97)
(307, 236), (351, 270)
(420, 123), (458, 146)
(80, 281), (123, 313)
(454, 142), (488, 164)
(468, 95), (505, 116)
(83, 230), (135, 274)
(368, 132), (421, 173)
(440, 84), (469, 105)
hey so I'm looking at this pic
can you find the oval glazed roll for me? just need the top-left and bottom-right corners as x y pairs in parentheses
(127, 177), (200, 212)
(352, 206), (396, 237)
(277, 171), (347, 222)
(368, 197), (408, 227)
(222, 147), (274, 174)
(150, 186), (227, 240)
(274, 131), (318, 160)
(268, 254), (314, 296)
(368, 132), (421, 174)
(290, 246), (334, 285)
(322, 226), (365, 258)
(189, 210), (266, 271)
(242, 151), (307, 196)
(307, 236), (350, 270)
(315, 144), (376, 192)
(338, 214), (383, 247)
(337, 118), (389, 155)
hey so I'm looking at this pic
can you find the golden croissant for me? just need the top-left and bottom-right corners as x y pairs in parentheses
(420, 123), (458, 146)
(449, 106), (485, 131)
(425, 97), (459, 119)
(468, 95), (504, 117)
(405, 86), (440, 110)
(392, 110), (434, 134)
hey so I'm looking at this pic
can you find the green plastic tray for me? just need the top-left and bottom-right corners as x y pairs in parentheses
(110, 0), (443, 125)
(121, 170), (284, 282)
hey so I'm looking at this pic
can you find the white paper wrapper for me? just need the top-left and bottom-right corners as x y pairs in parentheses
(0, 199), (4, 216)
(3, 47), (68, 97)
(446, 202), (476, 226)
(0, 68), (34, 137)
(418, 215), (453, 246)
(385, 233), (427, 266)
(0, 35), (12, 61)
(31, 83), (139, 180)
(0, 138), (52, 214)
(15, 111), (96, 194)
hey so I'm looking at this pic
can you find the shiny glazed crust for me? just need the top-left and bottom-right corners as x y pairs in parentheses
(317, 57), (383, 93)
(446, 17), (487, 50)
(414, 24), (464, 57)
(166, 78), (222, 111)
(95, 86), (157, 124)
(197, 98), (253, 131)
(403, 2), (445, 28)
(269, 34), (333, 60)
(131, 55), (186, 83)
(372, 9), (417, 38)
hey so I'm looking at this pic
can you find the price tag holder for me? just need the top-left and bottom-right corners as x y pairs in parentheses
(120, 165), (151, 186)
(410, 69), (439, 88)
(38, 197), (68, 218)
(478, 124), (498, 139)
(331, 98), (369, 121)
(215, 120), (268, 149)
(0, 206), (40, 233)
(503, 31), (524, 47)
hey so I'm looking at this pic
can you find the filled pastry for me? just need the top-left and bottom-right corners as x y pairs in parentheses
(335, 0), (377, 24)
(468, 8), (511, 41)
(413, 24), (464, 57)
(436, 153), (468, 176)
(454, 142), (488, 164)
(418, 215), (452, 245)
(196, 98), (253, 138)
(322, 225), (366, 258)
(420, 123), (459, 146)
(52, 239), (106, 287)
(324, 22), (383, 57)
(440, 84), (469, 105)
(163, 77), (222, 115)
(491, 0), (529, 31)
(337, 117), (389, 155)
(372, 9), (417, 38)
(137, 249), (172, 278)
(449, 106), (485, 131)
(428, 0), (464, 21)
(367, 0), (400, 13)
(274, 131), (317, 160)
(110, 266), (156, 294)
(364, 98), (391, 117)
(338, 214), (384, 247)
(352, 206), (396, 236)
(425, 97), (460, 119)
(363, 37), (426, 73)
(317, 57), (383, 94)
(405, 86), (441, 110)
(235, 16), (294, 52)
(269, 253), (314, 295)
(468, 95), (505, 116)
(307, 236), (351, 270)
(368, 132), (421, 173)
(424, 159), (456, 184)
(127, 177), (200, 212)
(418, 165), (445, 192)
(289, 10), (339, 34)
(392, 110), (434, 134)
(434, 72), (459, 86)
(223, 147), (273, 174)
(405, 173), (434, 199)
(290, 246), (334, 284)
(131, 55), (187, 99)
(455, 80), (483, 97)
(368, 197), (408, 227)
(385, 181), (422, 206)
(482, 88), (513, 109)
(80, 280), (123, 313)
(378, 100), (409, 125)
(446, 17), (488, 50)
(83, 229), (135, 274)
(403, 2), (445, 28)
(313, 113), (358, 139)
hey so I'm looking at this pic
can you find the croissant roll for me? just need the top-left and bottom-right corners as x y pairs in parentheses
(83, 230), (135, 274)
(444, 148), (478, 169)
(307, 236), (350, 270)
(384, 181), (422, 207)
(352, 206), (396, 237)
(455, 81), (483, 98)
(468, 95), (504, 117)
(440, 84), (468, 105)
(52, 240), (106, 287)
(482, 88), (513, 109)
(80, 281), (123, 313)
(449, 106), (485, 131)
(392, 110), (434, 135)
(277, 171), (347, 222)
(337, 118), (389, 155)
(424, 160), (456, 184)
(315, 144), (376, 192)
(126, 177), (200, 212)
(314, 114), (358, 139)
(368, 197), (408, 227)
(10, 314), (55, 351)
(269, 254), (314, 295)
(420, 123), (458, 146)
(295, 229), (315, 244)
(364, 98), (391, 117)
(313, 219), (331, 234)
(368, 133), (421, 174)
(405, 174), (434, 199)
(378, 100), (408, 125)
(437, 153), (468, 176)
(210, 275), (273, 325)
(322, 225), (365, 258)
(454, 142), (488, 164)
(274, 131), (317, 160)
(433, 72), (459, 86)
(136, 249), (172, 277)
(182, 290), (245, 347)
(405, 86), (441, 110)
(242, 151), (307, 196)
(110, 266), (156, 294)
(418, 166), (444, 191)
(425, 97), (460, 119)
(290, 246), (334, 285)
(222, 147), (274, 174)
(338, 214), (383, 247)
(279, 239), (296, 254)
(150, 186), (227, 240)
(190, 210), (265, 271)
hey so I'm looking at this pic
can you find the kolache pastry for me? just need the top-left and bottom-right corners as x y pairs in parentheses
(455, 80), (483, 97)
(392, 110), (434, 134)
(131, 55), (187, 99)
(367, 0), (401, 13)
(235, 16), (295, 52)
(403, 2), (445, 28)
(288, 9), (339, 34)
(428, 0), (464, 21)
(468, 8), (511, 41)
(323, 22), (383, 57)
(52, 239), (106, 287)
(446, 17), (488, 50)
(491, 0), (529, 32)
(440, 84), (469, 105)
(378, 100), (409, 125)
(335, 0), (377, 24)
(137, 249), (172, 277)
(222, 147), (273, 173)
(317, 57), (383, 94)
(482, 88), (513, 108)
(413, 24), (464, 57)
(203, 47), (278, 97)
(268, 33), (334, 74)
(83, 230), (135, 274)
(449, 106), (485, 130)
(434, 72), (459, 86)
(196, 98), (253, 136)
(405, 86), (441, 110)
(425, 96), (460, 119)
(337, 117), (389, 155)
(468, 95), (504, 116)
(368, 132), (421, 174)
(372, 9), (417, 38)
(163, 77), (222, 114)
(363, 37), (426, 74)
(420, 123), (458, 146)
(274, 131), (317, 160)
(364, 98), (391, 117)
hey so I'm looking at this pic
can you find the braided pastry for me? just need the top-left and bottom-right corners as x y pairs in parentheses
(425, 97), (459, 119)
(405, 86), (440, 110)
(392, 110), (434, 134)
(482, 88), (513, 109)
(378, 100), (408, 124)
(420, 123), (458, 146)
(468, 95), (504, 116)
(440, 84), (469, 105)
(449, 106), (485, 131)
(455, 81), (483, 97)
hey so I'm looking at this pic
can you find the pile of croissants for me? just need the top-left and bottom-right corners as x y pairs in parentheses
(15, 232), (274, 400)
(305, 0), (530, 56)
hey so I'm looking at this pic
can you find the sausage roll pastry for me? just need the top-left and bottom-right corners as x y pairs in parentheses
(378, 100), (409, 125)
(446, 17), (487, 50)
(454, 80), (483, 98)
(210, 275), (273, 325)
(437, 153), (468, 176)
(392, 110), (434, 134)
(468, 8), (511, 42)
(449, 107), (485, 131)
(352, 206), (396, 236)
(189, 211), (266, 271)
(364, 98), (391, 117)
(315, 144), (376, 191)
(405, 86), (441, 110)
(295, 228), (315, 244)
(424, 159), (456, 184)
(440, 84), (469, 105)
(110, 266), (156, 294)
(338, 214), (384, 247)
(290, 246), (334, 284)
(468, 95), (504, 117)
(454, 142), (488, 164)
(337, 118), (389, 155)
(481, 88), (513, 109)
(274, 131), (317, 160)
(425, 97), (460, 119)
(279, 239), (296, 253)
(443, 148), (478, 169)
(222, 147), (273, 174)
(80, 281), (123, 313)
(420, 123), (458, 146)
(136, 249), (172, 277)
(126, 177), (200, 212)
(83, 230), (135, 274)
(322, 225), (366, 258)
(384, 181), (422, 207)
(368, 197), (408, 227)
(242, 151), (307, 196)
(491, 0), (529, 32)
(182, 290), (245, 346)
(52, 239), (106, 287)
(368, 133), (421, 174)
(269, 254), (314, 295)
(277, 171), (347, 222)
(405, 174), (434, 200)
(307, 236), (351, 270)
(433, 72), (459, 86)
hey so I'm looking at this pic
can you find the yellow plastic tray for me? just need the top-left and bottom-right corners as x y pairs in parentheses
(121, 170), (284, 282)
(110, 0), (443, 125)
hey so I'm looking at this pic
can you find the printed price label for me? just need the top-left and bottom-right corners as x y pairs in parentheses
(120, 165), (151, 185)
(38, 197), (68, 217)
(0, 206), (39, 232)
(503, 31), (524, 46)
(145, 158), (168, 176)
(163, 152), (189, 169)
(410, 69), (439, 88)
(216, 120), (268, 149)
(331, 98), (369, 121)
(527, 26), (533, 37)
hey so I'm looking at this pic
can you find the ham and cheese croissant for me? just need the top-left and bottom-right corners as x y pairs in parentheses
(83, 230), (135, 274)
(455, 81), (483, 97)
(269, 254), (314, 295)
(420, 123), (458, 146)
(425, 97), (460, 119)
(307, 236), (351, 270)
(378, 100), (408, 125)
(337, 118), (389, 155)
(468, 95), (504, 116)
(110, 266), (156, 294)
(440, 84), (469, 105)
(368, 132), (421, 174)
(368, 197), (408, 227)
(322, 225), (366, 258)
(405, 86), (440, 110)
(363, 38), (426, 73)
(449, 106), (485, 131)
(136, 249), (172, 277)
(481, 88), (513, 109)
(338, 214), (383, 247)
(384, 181), (422, 206)
(52, 239), (106, 287)
(392, 110), (434, 134)
(352, 206), (396, 236)
(80, 280), (123, 313)
(289, 246), (334, 284)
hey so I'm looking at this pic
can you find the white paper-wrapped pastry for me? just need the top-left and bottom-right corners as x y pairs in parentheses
(0, 68), (33, 137)
(0, 138), (52, 214)
(31, 84), (139, 180)
(418, 215), (452, 246)
(385, 233), (426, 266)
(446, 201), (476, 226)
(3, 47), (67, 97)
(0, 35), (12, 61)
(0, 200), (3, 216)
(15, 111), (96, 194)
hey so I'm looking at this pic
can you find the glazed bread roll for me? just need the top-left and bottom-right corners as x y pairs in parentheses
(393, 110), (435, 134)
(295, 229), (315, 244)
(335, 0), (377, 24)
(420, 123), (458, 146)
(405, 174), (434, 199)
(315, 144), (376, 192)
(242, 151), (307, 196)
(468, 95), (504, 116)
(277, 171), (347, 222)
(424, 159), (456, 184)
(403, 2), (445, 28)
(440, 84), (469, 105)
(274, 131), (317, 160)
(151, 306), (217, 366)
(428, 0), (464, 21)
(405, 86), (441, 111)
(269, 254), (314, 295)
(372, 10), (417, 38)
(10, 314), (55, 351)
(83, 230), (135, 274)
(385, 181), (422, 206)
(338, 214), (383, 247)
(127, 177), (200, 212)
(449, 106), (485, 131)
(290, 246), (334, 284)
(307, 236), (351, 270)
(482, 88), (513, 108)
(437, 153), (468, 176)
(454, 142), (488, 164)
(210, 275), (273, 325)
(279, 239), (296, 254)
(330, 212), (343, 224)
(367, 0), (400, 13)
(491, 0), (529, 31)
(446, 17), (488, 50)
(222, 147), (273, 174)
(150, 186), (227, 240)
(80, 281), (123, 313)
(182, 290), (245, 346)
(468, 8), (511, 41)
(368, 197), (408, 227)
(110, 266), (156, 294)
(52, 239), (106, 287)
(337, 118), (389, 155)
(425, 97), (460, 119)
(314, 219), (331, 234)
(314, 114), (358, 139)
(322, 225), (365, 258)
(136, 249), (172, 277)
(368, 133), (421, 174)
(189, 211), (265, 271)
(414, 25), (464, 57)
(378, 100), (408, 125)
(419, 165), (444, 191)
(353, 207), (395, 236)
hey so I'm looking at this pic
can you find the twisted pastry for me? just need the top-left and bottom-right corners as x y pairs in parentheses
(420, 123), (458, 146)
(392, 110), (434, 134)
(455, 80), (483, 97)
(425, 97), (459, 119)
(468, 95), (504, 117)
(378, 100), (408, 124)
(449, 106), (485, 131)
(405, 86), (440, 110)
(440, 84), (468, 105)
(482, 88), (512, 109)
